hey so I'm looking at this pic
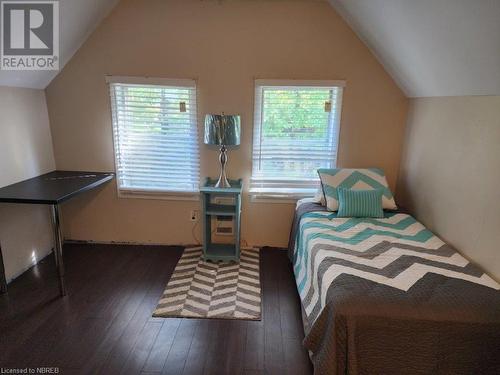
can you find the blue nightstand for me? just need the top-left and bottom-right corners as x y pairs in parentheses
(200, 177), (242, 262)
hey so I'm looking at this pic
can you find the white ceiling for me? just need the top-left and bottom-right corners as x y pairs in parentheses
(329, 0), (500, 97)
(0, 0), (119, 89)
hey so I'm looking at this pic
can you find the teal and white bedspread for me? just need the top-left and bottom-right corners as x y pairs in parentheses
(291, 206), (500, 374)
(293, 211), (499, 325)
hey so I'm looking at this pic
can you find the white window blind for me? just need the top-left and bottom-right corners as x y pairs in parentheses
(108, 77), (200, 194)
(251, 80), (344, 197)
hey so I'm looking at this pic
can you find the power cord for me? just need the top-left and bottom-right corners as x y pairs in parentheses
(191, 220), (201, 245)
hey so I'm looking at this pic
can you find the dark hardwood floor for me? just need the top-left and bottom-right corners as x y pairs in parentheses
(0, 244), (313, 375)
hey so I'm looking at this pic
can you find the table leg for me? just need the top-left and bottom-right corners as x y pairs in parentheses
(0, 244), (7, 294)
(51, 204), (66, 296)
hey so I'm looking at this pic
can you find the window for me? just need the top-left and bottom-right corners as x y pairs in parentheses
(108, 77), (199, 196)
(251, 79), (344, 198)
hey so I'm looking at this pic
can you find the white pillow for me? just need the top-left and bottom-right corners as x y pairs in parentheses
(296, 197), (320, 210)
(312, 187), (326, 205)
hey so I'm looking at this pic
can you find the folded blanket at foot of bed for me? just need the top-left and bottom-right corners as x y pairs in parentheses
(290, 207), (500, 374)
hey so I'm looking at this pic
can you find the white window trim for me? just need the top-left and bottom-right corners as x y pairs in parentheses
(107, 75), (200, 200)
(250, 79), (345, 199)
(117, 189), (200, 201)
(248, 184), (321, 201)
(250, 192), (314, 204)
(254, 79), (346, 88)
(105, 75), (196, 88)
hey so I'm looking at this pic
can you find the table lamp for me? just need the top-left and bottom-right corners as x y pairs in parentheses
(204, 113), (241, 188)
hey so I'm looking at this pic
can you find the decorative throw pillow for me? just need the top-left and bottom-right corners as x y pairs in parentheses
(337, 188), (384, 218)
(318, 168), (397, 211)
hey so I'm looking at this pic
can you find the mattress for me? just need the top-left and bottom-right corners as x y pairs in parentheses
(290, 204), (500, 374)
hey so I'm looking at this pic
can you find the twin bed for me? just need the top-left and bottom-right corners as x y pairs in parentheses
(289, 199), (500, 374)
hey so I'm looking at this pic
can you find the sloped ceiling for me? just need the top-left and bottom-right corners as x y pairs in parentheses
(329, 0), (500, 97)
(2, 0), (499, 96)
(0, 0), (119, 89)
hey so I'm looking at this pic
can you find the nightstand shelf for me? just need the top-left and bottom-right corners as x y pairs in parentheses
(205, 204), (236, 216)
(200, 178), (242, 262)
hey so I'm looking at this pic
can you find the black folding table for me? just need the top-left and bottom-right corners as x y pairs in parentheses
(0, 170), (114, 296)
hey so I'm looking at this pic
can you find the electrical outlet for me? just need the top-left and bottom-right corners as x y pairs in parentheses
(190, 210), (199, 222)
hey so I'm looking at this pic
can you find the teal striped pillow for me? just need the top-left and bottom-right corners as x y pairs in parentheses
(337, 188), (384, 218)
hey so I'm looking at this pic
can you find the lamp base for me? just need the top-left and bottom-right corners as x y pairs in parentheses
(215, 145), (231, 188)
(215, 174), (231, 188)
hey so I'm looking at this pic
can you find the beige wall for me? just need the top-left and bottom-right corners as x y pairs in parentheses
(397, 96), (500, 279)
(46, 0), (408, 247)
(0, 86), (56, 281)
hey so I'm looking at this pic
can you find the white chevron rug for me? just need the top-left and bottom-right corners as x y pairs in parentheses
(153, 246), (261, 320)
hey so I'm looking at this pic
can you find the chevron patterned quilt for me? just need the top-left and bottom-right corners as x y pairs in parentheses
(291, 207), (500, 374)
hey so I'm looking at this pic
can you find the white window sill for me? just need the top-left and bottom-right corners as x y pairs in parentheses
(249, 187), (315, 204)
(117, 189), (200, 201)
